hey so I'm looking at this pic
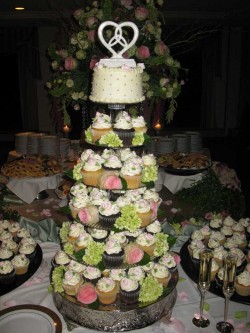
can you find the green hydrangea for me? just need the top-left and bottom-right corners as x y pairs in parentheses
(154, 233), (169, 256)
(85, 127), (93, 143)
(82, 241), (104, 265)
(132, 132), (144, 146)
(114, 204), (141, 232)
(63, 242), (74, 255)
(99, 131), (123, 147)
(59, 222), (71, 243)
(142, 165), (158, 183)
(139, 275), (163, 303)
(73, 162), (84, 181)
(51, 265), (66, 293)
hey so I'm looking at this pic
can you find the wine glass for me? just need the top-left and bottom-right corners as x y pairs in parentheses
(216, 253), (237, 333)
(192, 249), (213, 328)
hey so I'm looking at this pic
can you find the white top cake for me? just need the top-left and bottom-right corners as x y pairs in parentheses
(89, 63), (145, 104)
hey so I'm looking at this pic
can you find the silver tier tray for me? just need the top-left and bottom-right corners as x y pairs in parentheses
(53, 270), (178, 332)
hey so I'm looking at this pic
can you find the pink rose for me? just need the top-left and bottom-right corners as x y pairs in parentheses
(78, 206), (99, 225)
(172, 252), (181, 265)
(121, 0), (133, 10)
(125, 244), (144, 264)
(154, 41), (169, 55)
(150, 202), (158, 220)
(135, 7), (149, 21)
(64, 56), (78, 71)
(88, 30), (96, 43)
(98, 172), (122, 190)
(77, 283), (97, 304)
(73, 9), (84, 21)
(135, 45), (150, 59)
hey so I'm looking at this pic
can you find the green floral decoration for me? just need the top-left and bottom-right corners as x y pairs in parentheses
(59, 222), (71, 243)
(132, 132), (144, 146)
(99, 131), (123, 147)
(51, 265), (66, 293)
(85, 127), (93, 143)
(83, 240), (104, 265)
(114, 204), (141, 232)
(142, 165), (158, 183)
(153, 232), (169, 256)
(63, 242), (74, 255)
(139, 275), (163, 303)
(73, 162), (84, 181)
(46, 0), (186, 130)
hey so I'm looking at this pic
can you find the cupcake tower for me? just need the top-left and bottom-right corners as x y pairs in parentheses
(50, 21), (177, 310)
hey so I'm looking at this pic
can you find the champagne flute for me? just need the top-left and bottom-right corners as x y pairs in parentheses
(216, 253), (237, 333)
(192, 249), (213, 328)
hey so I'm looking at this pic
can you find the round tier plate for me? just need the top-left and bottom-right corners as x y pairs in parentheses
(53, 270), (178, 332)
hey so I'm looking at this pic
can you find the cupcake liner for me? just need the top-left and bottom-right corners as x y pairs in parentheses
(121, 174), (142, 189)
(81, 169), (104, 187)
(0, 269), (16, 285)
(113, 128), (135, 146)
(91, 128), (112, 143)
(103, 251), (124, 268)
(120, 286), (140, 304)
(99, 213), (121, 228)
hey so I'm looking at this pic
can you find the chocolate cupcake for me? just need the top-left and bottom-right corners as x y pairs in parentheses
(99, 201), (121, 228)
(0, 260), (15, 285)
(103, 239), (124, 268)
(120, 277), (140, 304)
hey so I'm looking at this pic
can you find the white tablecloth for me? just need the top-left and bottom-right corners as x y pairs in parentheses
(0, 242), (249, 333)
(155, 168), (204, 194)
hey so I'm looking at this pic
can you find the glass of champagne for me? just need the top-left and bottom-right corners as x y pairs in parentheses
(192, 249), (213, 328)
(216, 253), (237, 333)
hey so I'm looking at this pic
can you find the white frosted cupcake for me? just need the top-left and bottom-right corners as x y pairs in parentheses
(103, 239), (124, 268)
(113, 111), (135, 146)
(99, 201), (120, 228)
(158, 253), (177, 272)
(62, 270), (83, 296)
(1, 239), (19, 254)
(91, 112), (112, 142)
(0, 248), (14, 261)
(96, 277), (118, 304)
(221, 225), (233, 238)
(53, 250), (71, 267)
(81, 156), (103, 187)
(68, 260), (86, 274)
(103, 155), (122, 171)
(67, 223), (84, 243)
(223, 216), (236, 227)
(136, 232), (155, 256)
(151, 263), (171, 287)
(88, 228), (109, 243)
(8, 222), (20, 237)
(235, 271), (250, 296)
(0, 260), (15, 285)
(70, 183), (88, 197)
(209, 218), (223, 231)
(88, 188), (110, 206)
(135, 198), (152, 227)
(120, 277), (140, 304)
(210, 231), (226, 245)
(128, 266), (145, 282)
(83, 266), (101, 284)
(132, 116), (147, 133)
(108, 231), (128, 247)
(74, 232), (92, 252)
(146, 220), (162, 235)
(120, 160), (142, 189)
(11, 254), (30, 275)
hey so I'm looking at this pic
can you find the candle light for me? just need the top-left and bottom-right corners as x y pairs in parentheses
(62, 124), (72, 137)
(154, 122), (162, 136)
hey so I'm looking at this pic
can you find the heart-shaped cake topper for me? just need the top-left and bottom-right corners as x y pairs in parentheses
(98, 21), (139, 59)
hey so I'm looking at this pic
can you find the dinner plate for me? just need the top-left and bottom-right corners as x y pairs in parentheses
(0, 244), (43, 296)
(162, 163), (212, 175)
(0, 304), (62, 333)
(180, 241), (250, 305)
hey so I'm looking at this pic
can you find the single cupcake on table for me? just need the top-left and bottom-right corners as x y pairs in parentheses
(135, 198), (152, 227)
(136, 232), (155, 257)
(83, 266), (101, 285)
(0, 260), (15, 285)
(95, 277), (118, 305)
(120, 159), (142, 189)
(91, 112), (112, 143)
(150, 263), (171, 287)
(11, 254), (30, 275)
(103, 239), (124, 268)
(62, 269), (83, 296)
(113, 111), (135, 146)
(131, 115), (147, 134)
(81, 156), (104, 187)
(99, 201), (120, 228)
(120, 277), (140, 304)
(235, 271), (250, 296)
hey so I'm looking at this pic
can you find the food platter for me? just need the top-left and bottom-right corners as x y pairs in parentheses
(180, 241), (250, 305)
(0, 304), (62, 333)
(158, 152), (212, 175)
(0, 244), (43, 296)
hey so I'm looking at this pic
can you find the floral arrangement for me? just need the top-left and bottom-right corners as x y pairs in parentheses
(46, 0), (186, 131)
(211, 161), (241, 191)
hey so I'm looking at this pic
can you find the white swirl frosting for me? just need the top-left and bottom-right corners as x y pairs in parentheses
(68, 260), (86, 273)
(19, 244), (35, 255)
(89, 228), (108, 239)
(11, 254), (29, 267)
(109, 269), (126, 281)
(89, 188), (109, 206)
(135, 199), (151, 214)
(223, 216), (235, 227)
(70, 194), (89, 209)
(92, 112), (111, 129)
(0, 248), (13, 259)
(136, 233), (155, 246)
(70, 183), (88, 196)
(132, 116), (146, 128)
(63, 270), (82, 285)
(103, 155), (122, 168)
(210, 218), (223, 228)
(54, 251), (70, 265)
(142, 154), (156, 166)
(97, 277), (116, 292)
(104, 239), (122, 255)
(114, 113), (132, 130)
(75, 233), (92, 247)
(143, 189), (159, 202)
(146, 220), (162, 234)
(151, 263), (170, 279)
(83, 266), (101, 280)
(128, 266), (145, 281)
(0, 260), (14, 274)
(121, 160), (142, 176)
(80, 149), (95, 162)
(120, 277), (139, 292)
(159, 253), (176, 268)
(99, 201), (120, 216)
(237, 271), (250, 286)
(83, 157), (102, 171)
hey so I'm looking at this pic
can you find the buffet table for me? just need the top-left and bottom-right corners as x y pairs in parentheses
(0, 241), (249, 333)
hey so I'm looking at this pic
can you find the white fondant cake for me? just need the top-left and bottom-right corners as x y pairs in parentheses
(89, 63), (145, 104)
